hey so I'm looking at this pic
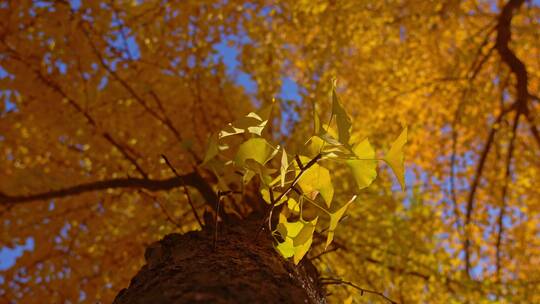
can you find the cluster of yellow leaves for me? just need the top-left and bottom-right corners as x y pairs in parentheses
(202, 84), (406, 266)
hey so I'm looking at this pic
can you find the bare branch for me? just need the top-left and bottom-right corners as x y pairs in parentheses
(495, 112), (520, 280)
(524, 113), (540, 149)
(464, 0), (530, 277)
(0, 172), (219, 215)
(449, 22), (498, 232)
(464, 106), (512, 275)
(495, 0), (528, 113)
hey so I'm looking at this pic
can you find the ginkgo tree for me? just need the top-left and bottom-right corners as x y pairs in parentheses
(202, 80), (407, 266)
(1, 0), (539, 302)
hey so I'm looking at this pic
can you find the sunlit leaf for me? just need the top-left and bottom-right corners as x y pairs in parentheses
(331, 81), (352, 146)
(276, 217), (317, 264)
(276, 238), (295, 258)
(280, 147), (288, 187)
(287, 197), (301, 213)
(260, 188), (286, 205)
(235, 138), (276, 166)
(326, 195), (357, 250)
(278, 218), (304, 238)
(293, 234), (313, 265)
(306, 136), (325, 155)
(297, 156), (334, 207)
(384, 127), (408, 190)
(293, 217), (317, 246)
(347, 138), (377, 189)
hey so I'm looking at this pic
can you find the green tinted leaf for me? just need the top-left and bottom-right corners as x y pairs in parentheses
(202, 134), (219, 164)
(293, 235), (313, 265)
(281, 220), (304, 238)
(347, 138), (377, 189)
(280, 147), (288, 187)
(293, 217), (318, 246)
(287, 197), (301, 213)
(306, 136), (325, 155)
(261, 188), (287, 205)
(297, 156), (334, 207)
(277, 215), (317, 264)
(276, 238), (295, 258)
(325, 195), (357, 249)
(313, 108), (321, 135)
(235, 138), (275, 166)
(276, 216), (317, 264)
(331, 82), (352, 146)
(319, 132), (342, 146)
(384, 127), (408, 190)
(244, 159), (276, 185)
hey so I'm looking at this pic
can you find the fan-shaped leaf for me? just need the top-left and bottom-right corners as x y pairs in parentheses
(347, 138), (377, 189)
(384, 127), (408, 190)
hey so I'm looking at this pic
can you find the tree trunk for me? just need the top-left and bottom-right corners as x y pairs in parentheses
(113, 216), (326, 304)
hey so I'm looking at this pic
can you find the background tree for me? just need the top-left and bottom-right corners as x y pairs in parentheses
(1, 0), (539, 303)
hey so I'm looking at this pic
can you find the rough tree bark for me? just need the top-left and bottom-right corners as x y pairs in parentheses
(113, 215), (326, 304)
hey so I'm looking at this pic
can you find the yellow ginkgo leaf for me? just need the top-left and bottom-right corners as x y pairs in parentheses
(297, 156), (334, 207)
(331, 80), (352, 146)
(384, 127), (408, 190)
(276, 217), (318, 264)
(347, 138), (377, 189)
(287, 197), (301, 213)
(234, 138), (276, 166)
(280, 147), (288, 187)
(326, 196), (357, 250)
(276, 238), (295, 258)
(293, 234), (313, 265)
(293, 217), (318, 246)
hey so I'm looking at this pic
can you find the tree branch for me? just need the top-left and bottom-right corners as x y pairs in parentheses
(525, 113), (540, 149)
(495, 0), (528, 114)
(463, 106), (511, 275)
(464, 0), (529, 277)
(0, 44), (148, 178)
(0, 172), (219, 213)
(495, 112), (520, 280)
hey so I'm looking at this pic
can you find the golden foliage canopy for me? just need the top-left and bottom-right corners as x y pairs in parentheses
(1, 0), (539, 303)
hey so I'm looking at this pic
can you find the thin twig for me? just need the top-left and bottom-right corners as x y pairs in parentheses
(161, 154), (203, 229)
(309, 246), (339, 261)
(254, 153), (322, 240)
(320, 278), (398, 304)
(139, 190), (182, 229)
(214, 191), (223, 250)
